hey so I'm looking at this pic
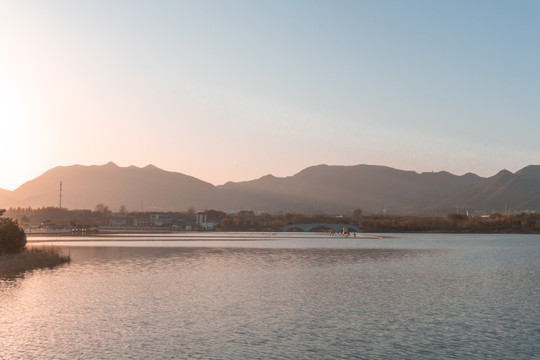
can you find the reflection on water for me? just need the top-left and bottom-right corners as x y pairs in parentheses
(1, 233), (539, 359)
(65, 246), (437, 267)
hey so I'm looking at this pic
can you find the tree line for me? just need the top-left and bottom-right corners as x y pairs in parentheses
(3, 206), (540, 233)
(357, 213), (540, 233)
(218, 211), (540, 233)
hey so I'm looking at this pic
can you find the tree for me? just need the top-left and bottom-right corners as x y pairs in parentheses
(0, 209), (27, 255)
(94, 204), (112, 225)
(118, 205), (128, 216)
(95, 203), (110, 214)
(352, 208), (364, 217)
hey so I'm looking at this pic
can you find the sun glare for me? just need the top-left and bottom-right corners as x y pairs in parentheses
(0, 81), (39, 190)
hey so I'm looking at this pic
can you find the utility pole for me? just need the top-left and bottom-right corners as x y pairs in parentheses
(59, 181), (63, 208)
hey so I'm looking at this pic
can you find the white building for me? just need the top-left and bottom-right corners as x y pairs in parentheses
(196, 212), (216, 230)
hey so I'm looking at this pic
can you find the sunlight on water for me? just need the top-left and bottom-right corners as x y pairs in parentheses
(1, 233), (539, 359)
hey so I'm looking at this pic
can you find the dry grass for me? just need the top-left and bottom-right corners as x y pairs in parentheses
(0, 246), (70, 277)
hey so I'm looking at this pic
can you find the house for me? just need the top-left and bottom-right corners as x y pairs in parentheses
(196, 212), (207, 225)
(109, 216), (130, 227)
(150, 213), (173, 227)
(133, 216), (150, 227)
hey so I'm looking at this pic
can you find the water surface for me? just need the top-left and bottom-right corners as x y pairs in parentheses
(1, 233), (538, 359)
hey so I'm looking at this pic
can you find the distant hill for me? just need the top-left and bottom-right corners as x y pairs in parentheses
(218, 164), (484, 213)
(1, 162), (540, 214)
(0, 188), (13, 207)
(444, 166), (540, 212)
(6, 162), (218, 211)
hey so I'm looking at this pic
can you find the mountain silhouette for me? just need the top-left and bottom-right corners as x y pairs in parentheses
(8, 162), (217, 211)
(218, 164), (483, 213)
(1, 163), (539, 214)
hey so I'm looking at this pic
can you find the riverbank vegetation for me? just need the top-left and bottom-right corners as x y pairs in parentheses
(0, 247), (70, 276)
(357, 213), (540, 233)
(1, 209), (70, 277)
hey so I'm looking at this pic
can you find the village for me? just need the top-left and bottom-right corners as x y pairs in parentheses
(107, 211), (220, 231)
(4, 206), (540, 235)
(7, 207), (347, 234)
(26, 210), (233, 234)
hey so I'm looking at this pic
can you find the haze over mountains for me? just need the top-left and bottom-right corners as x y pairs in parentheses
(1, 162), (539, 215)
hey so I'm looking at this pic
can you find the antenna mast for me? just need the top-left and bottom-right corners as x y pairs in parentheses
(59, 181), (63, 208)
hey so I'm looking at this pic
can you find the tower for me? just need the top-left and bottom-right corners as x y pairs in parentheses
(59, 181), (63, 208)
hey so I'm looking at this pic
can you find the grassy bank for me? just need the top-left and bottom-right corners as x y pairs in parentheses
(0, 246), (70, 277)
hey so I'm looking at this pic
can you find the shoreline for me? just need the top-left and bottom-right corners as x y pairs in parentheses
(25, 228), (540, 237)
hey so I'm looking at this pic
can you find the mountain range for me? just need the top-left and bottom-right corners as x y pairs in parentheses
(1, 162), (539, 215)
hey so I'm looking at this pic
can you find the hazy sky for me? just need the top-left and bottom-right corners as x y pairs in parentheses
(1, 0), (539, 190)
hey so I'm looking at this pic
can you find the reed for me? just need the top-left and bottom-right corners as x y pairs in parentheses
(0, 246), (70, 276)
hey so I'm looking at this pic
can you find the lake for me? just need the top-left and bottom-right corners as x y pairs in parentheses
(1, 233), (539, 359)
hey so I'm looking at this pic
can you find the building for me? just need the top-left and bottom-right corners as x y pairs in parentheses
(133, 216), (150, 227)
(109, 216), (130, 227)
(196, 212), (217, 230)
(150, 213), (173, 227)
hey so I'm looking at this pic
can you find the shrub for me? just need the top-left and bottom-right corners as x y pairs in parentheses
(0, 216), (27, 255)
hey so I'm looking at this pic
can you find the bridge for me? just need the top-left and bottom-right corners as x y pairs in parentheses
(281, 223), (361, 233)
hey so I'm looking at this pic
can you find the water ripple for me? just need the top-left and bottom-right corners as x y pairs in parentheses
(1, 234), (539, 359)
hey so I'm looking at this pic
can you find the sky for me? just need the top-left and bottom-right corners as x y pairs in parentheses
(1, 0), (539, 190)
